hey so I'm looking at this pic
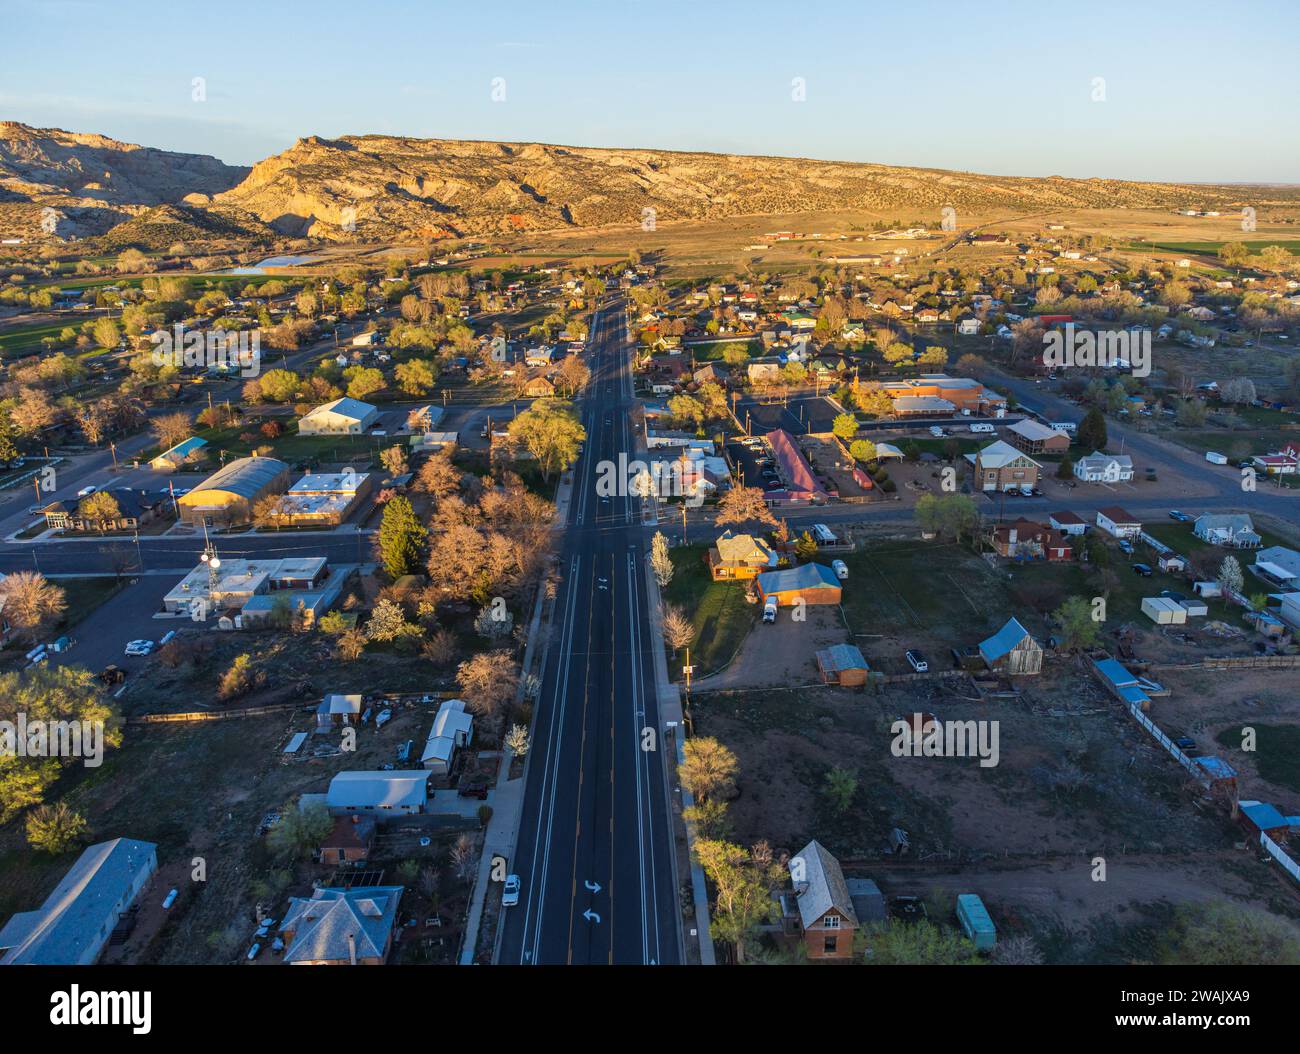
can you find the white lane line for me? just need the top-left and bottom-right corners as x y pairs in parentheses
(626, 551), (650, 964)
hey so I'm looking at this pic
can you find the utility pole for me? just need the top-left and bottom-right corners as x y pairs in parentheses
(109, 440), (118, 471)
(681, 503), (688, 545)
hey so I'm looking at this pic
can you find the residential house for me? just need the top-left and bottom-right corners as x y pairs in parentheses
(755, 563), (842, 606)
(0, 838), (158, 965)
(957, 317), (980, 336)
(1193, 514), (1261, 549)
(707, 530), (777, 580)
(693, 363), (727, 386)
(969, 440), (1041, 494)
(785, 840), (859, 960)
(1252, 546), (1300, 590)
(1073, 451), (1134, 484)
(150, 435), (208, 471)
(319, 814), (376, 864)
(1048, 510), (1087, 536)
(747, 358), (783, 384)
(325, 771), (432, 816)
(522, 375), (556, 398)
(991, 519), (1072, 561)
(978, 618), (1043, 675)
(42, 489), (165, 533)
(297, 397), (379, 436)
(316, 693), (364, 728)
(1007, 419), (1071, 456)
(1095, 506), (1141, 538)
(421, 699), (474, 777)
(815, 643), (870, 687)
(278, 886), (403, 965)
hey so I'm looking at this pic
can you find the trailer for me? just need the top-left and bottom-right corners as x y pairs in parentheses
(956, 893), (997, 951)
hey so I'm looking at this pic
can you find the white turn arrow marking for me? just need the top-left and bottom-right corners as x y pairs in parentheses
(584, 880), (602, 893)
(583, 909), (601, 924)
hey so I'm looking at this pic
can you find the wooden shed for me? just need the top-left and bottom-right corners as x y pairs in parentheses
(977, 617), (1043, 675)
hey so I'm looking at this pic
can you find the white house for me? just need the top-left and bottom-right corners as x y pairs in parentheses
(1073, 451), (1134, 484)
(298, 397), (379, 436)
(957, 318), (980, 336)
(325, 771), (431, 815)
(1193, 514), (1261, 549)
(421, 699), (474, 777)
(1096, 506), (1142, 539)
(1048, 510), (1087, 536)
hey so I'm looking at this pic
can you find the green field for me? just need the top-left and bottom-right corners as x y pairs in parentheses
(662, 543), (756, 678)
(1215, 723), (1300, 794)
(1123, 239), (1300, 255)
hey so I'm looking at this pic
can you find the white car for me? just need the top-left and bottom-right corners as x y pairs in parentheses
(124, 639), (154, 656)
(928, 426), (946, 438)
(502, 874), (521, 908)
(762, 596), (779, 623)
(76, 485), (98, 498)
(831, 559), (849, 580)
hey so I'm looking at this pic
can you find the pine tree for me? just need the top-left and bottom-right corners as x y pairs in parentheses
(376, 495), (427, 579)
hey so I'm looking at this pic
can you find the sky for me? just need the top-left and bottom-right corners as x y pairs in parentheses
(2, 0), (1297, 183)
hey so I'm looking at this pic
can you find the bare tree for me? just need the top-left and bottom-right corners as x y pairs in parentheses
(0, 571), (66, 640)
(662, 602), (694, 653)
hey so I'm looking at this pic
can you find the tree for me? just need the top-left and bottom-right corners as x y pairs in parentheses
(25, 801), (87, 854)
(337, 628), (367, 661)
(1217, 555), (1244, 597)
(265, 800), (332, 863)
(715, 486), (777, 528)
(849, 438), (877, 463)
(151, 411), (193, 451)
(415, 450), (460, 499)
(504, 723), (530, 758)
(694, 839), (783, 964)
(254, 368), (301, 403)
(376, 495), (426, 579)
(78, 490), (122, 531)
(0, 571), (66, 640)
(380, 445), (409, 477)
(1157, 901), (1300, 965)
(915, 493), (979, 542)
(92, 317), (120, 350)
(822, 767), (857, 814)
(649, 531), (674, 587)
(395, 358), (436, 396)
(345, 366), (385, 401)
(831, 412), (858, 442)
(662, 602), (694, 653)
(505, 399), (586, 481)
(367, 598), (416, 642)
(1078, 407), (1107, 452)
(555, 355), (591, 397)
(1056, 455), (1074, 480)
(1053, 596), (1101, 652)
(1218, 242), (1249, 270)
(218, 653), (261, 699)
(456, 651), (518, 723)
(678, 736), (737, 803)
(860, 919), (982, 965)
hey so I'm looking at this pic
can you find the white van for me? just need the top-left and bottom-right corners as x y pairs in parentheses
(831, 559), (848, 580)
(969, 423), (995, 434)
(762, 596), (779, 623)
(811, 523), (837, 545)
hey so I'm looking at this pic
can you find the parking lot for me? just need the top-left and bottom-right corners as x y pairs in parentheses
(734, 394), (841, 436)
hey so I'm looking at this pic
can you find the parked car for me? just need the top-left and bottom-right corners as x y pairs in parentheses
(831, 559), (848, 580)
(1168, 510), (1192, 522)
(929, 426), (947, 438)
(76, 485), (98, 498)
(1174, 736), (1196, 751)
(1132, 563), (1153, 576)
(1118, 539), (1134, 554)
(374, 707), (392, 730)
(123, 639), (154, 656)
(810, 523), (837, 544)
(458, 780), (489, 800)
(905, 649), (929, 673)
(502, 874), (521, 908)
(762, 596), (778, 623)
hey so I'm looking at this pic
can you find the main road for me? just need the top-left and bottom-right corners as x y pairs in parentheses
(497, 299), (681, 965)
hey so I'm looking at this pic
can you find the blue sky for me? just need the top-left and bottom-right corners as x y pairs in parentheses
(2, 0), (1296, 182)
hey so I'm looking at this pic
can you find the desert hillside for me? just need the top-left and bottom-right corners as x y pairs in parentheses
(2, 122), (1295, 245)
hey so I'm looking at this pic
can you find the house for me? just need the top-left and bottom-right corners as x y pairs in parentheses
(1095, 506), (1141, 538)
(524, 345), (557, 367)
(991, 519), (1072, 561)
(522, 375), (555, 398)
(969, 440), (1041, 494)
(0, 838), (157, 965)
(150, 435), (208, 471)
(693, 363), (727, 386)
(298, 397), (379, 436)
(747, 359), (783, 384)
(43, 488), (165, 533)
(319, 814), (376, 864)
(276, 472), (376, 526)
(279, 886), (403, 965)
(316, 693), (364, 728)
(957, 317), (980, 336)
(815, 643), (870, 687)
(1252, 546), (1300, 590)
(786, 840), (859, 960)
(1048, 510), (1087, 536)
(1073, 451), (1134, 483)
(707, 530), (777, 580)
(325, 771), (432, 815)
(1193, 514), (1261, 549)
(978, 618), (1043, 675)
(755, 563), (842, 606)
(1007, 419), (1071, 455)
(177, 456), (291, 526)
(421, 699), (474, 777)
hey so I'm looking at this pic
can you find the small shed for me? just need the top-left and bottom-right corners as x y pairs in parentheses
(815, 643), (870, 687)
(316, 693), (364, 728)
(1158, 553), (1186, 573)
(956, 893), (997, 951)
(1141, 597), (1187, 625)
(977, 617), (1043, 675)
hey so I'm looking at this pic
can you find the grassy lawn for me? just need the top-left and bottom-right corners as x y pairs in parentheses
(662, 543), (756, 678)
(0, 319), (76, 358)
(1215, 723), (1300, 794)
(1144, 522), (1290, 563)
(56, 577), (128, 630)
(692, 338), (761, 361)
(144, 421), (386, 468)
